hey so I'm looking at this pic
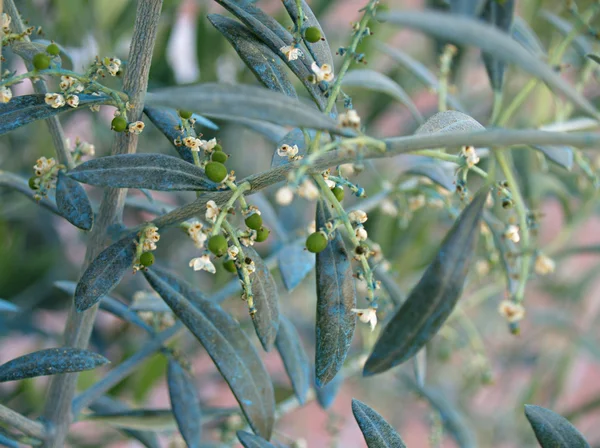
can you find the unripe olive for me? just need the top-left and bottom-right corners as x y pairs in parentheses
(304, 26), (322, 43)
(223, 259), (237, 273)
(255, 226), (270, 243)
(205, 162), (227, 183)
(211, 151), (228, 164)
(28, 176), (39, 190)
(332, 186), (345, 202)
(213, 144), (223, 152)
(245, 213), (263, 231)
(46, 43), (60, 56)
(139, 251), (154, 267)
(306, 231), (327, 253)
(32, 53), (50, 70)
(208, 234), (228, 257)
(178, 110), (193, 119)
(111, 116), (128, 132)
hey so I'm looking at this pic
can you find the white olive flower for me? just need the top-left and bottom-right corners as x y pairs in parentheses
(200, 138), (217, 152)
(66, 95), (79, 108)
(339, 163), (356, 177)
(310, 62), (334, 82)
(144, 226), (160, 243)
(461, 146), (480, 168)
(505, 225), (520, 243)
(355, 227), (368, 241)
(280, 45), (302, 61)
(142, 240), (157, 251)
(351, 307), (378, 331)
(44, 93), (65, 108)
(2, 13), (11, 31)
(275, 186), (294, 206)
(324, 178), (336, 189)
(187, 221), (207, 248)
(79, 142), (95, 156)
(380, 199), (398, 216)
(183, 137), (202, 151)
(534, 253), (555, 275)
(105, 58), (121, 76)
(240, 236), (255, 247)
(227, 245), (239, 260)
(0, 86), (12, 103)
(277, 144), (299, 159)
(72, 82), (85, 93)
(189, 254), (216, 274)
(498, 300), (525, 323)
(245, 259), (256, 274)
(206, 201), (219, 222)
(128, 121), (145, 134)
(297, 179), (319, 201)
(408, 194), (426, 211)
(307, 220), (316, 234)
(59, 75), (75, 91)
(338, 109), (361, 129)
(348, 209), (368, 224)
(33, 156), (57, 176)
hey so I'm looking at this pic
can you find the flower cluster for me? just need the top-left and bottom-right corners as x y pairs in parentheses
(133, 226), (160, 273)
(498, 300), (525, 323)
(280, 45), (302, 61)
(187, 221), (208, 249)
(277, 143), (302, 161)
(1, 13), (11, 32)
(310, 62), (334, 83)
(338, 109), (361, 129)
(142, 226), (160, 252)
(44, 93), (66, 109)
(30, 156), (59, 199)
(103, 57), (122, 77)
(68, 137), (95, 161)
(182, 136), (217, 152)
(461, 146), (480, 168)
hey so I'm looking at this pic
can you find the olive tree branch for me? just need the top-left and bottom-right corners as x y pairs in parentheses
(0, 403), (46, 441)
(4, 0), (74, 169)
(40, 1), (164, 446)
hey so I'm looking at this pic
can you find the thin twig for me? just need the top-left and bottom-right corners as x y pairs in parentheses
(40, 1), (164, 446)
(0, 403), (46, 441)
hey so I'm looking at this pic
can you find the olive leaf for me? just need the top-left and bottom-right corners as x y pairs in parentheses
(524, 404), (590, 448)
(314, 200), (357, 387)
(281, 0), (334, 68)
(531, 145), (574, 170)
(143, 268), (275, 439)
(55, 170), (94, 231)
(0, 433), (19, 448)
(237, 430), (276, 448)
(315, 368), (344, 410)
(415, 110), (484, 135)
(0, 299), (19, 313)
(83, 409), (177, 431)
(403, 375), (477, 448)
(278, 239), (315, 291)
(511, 16), (546, 57)
(0, 94), (109, 136)
(275, 316), (311, 404)
(243, 247), (280, 352)
(54, 280), (154, 333)
(480, 0), (515, 92)
(364, 189), (487, 375)
(213, 0), (327, 110)
(143, 106), (195, 164)
(69, 154), (219, 191)
(88, 397), (161, 448)
(376, 42), (466, 112)
(378, 10), (599, 119)
(167, 359), (202, 448)
(449, 0), (487, 16)
(341, 69), (423, 123)
(209, 14), (298, 99)
(352, 399), (406, 448)
(0, 348), (109, 382)
(74, 233), (137, 312)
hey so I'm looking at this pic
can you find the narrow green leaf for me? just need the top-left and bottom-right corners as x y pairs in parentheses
(275, 316), (310, 404)
(167, 359), (202, 448)
(278, 239), (315, 291)
(143, 268), (275, 439)
(315, 200), (357, 387)
(540, 10), (592, 59)
(237, 431), (276, 448)
(0, 348), (109, 382)
(88, 397), (161, 448)
(376, 42), (466, 112)
(449, 0), (487, 16)
(146, 84), (343, 133)
(524, 404), (590, 448)
(74, 234), (137, 312)
(315, 368), (344, 409)
(0, 94), (109, 136)
(70, 154), (219, 191)
(480, 0), (515, 91)
(415, 110), (484, 134)
(56, 170), (94, 231)
(531, 145), (574, 170)
(352, 399), (406, 448)
(209, 15), (297, 98)
(378, 10), (599, 119)
(342, 69), (424, 123)
(211, 0), (328, 109)
(511, 16), (545, 57)
(586, 54), (600, 65)
(244, 247), (280, 352)
(281, 0), (334, 67)
(84, 409), (176, 431)
(364, 189), (487, 375)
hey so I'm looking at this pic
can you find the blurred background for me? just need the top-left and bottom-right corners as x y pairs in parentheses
(1, 0), (600, 446)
